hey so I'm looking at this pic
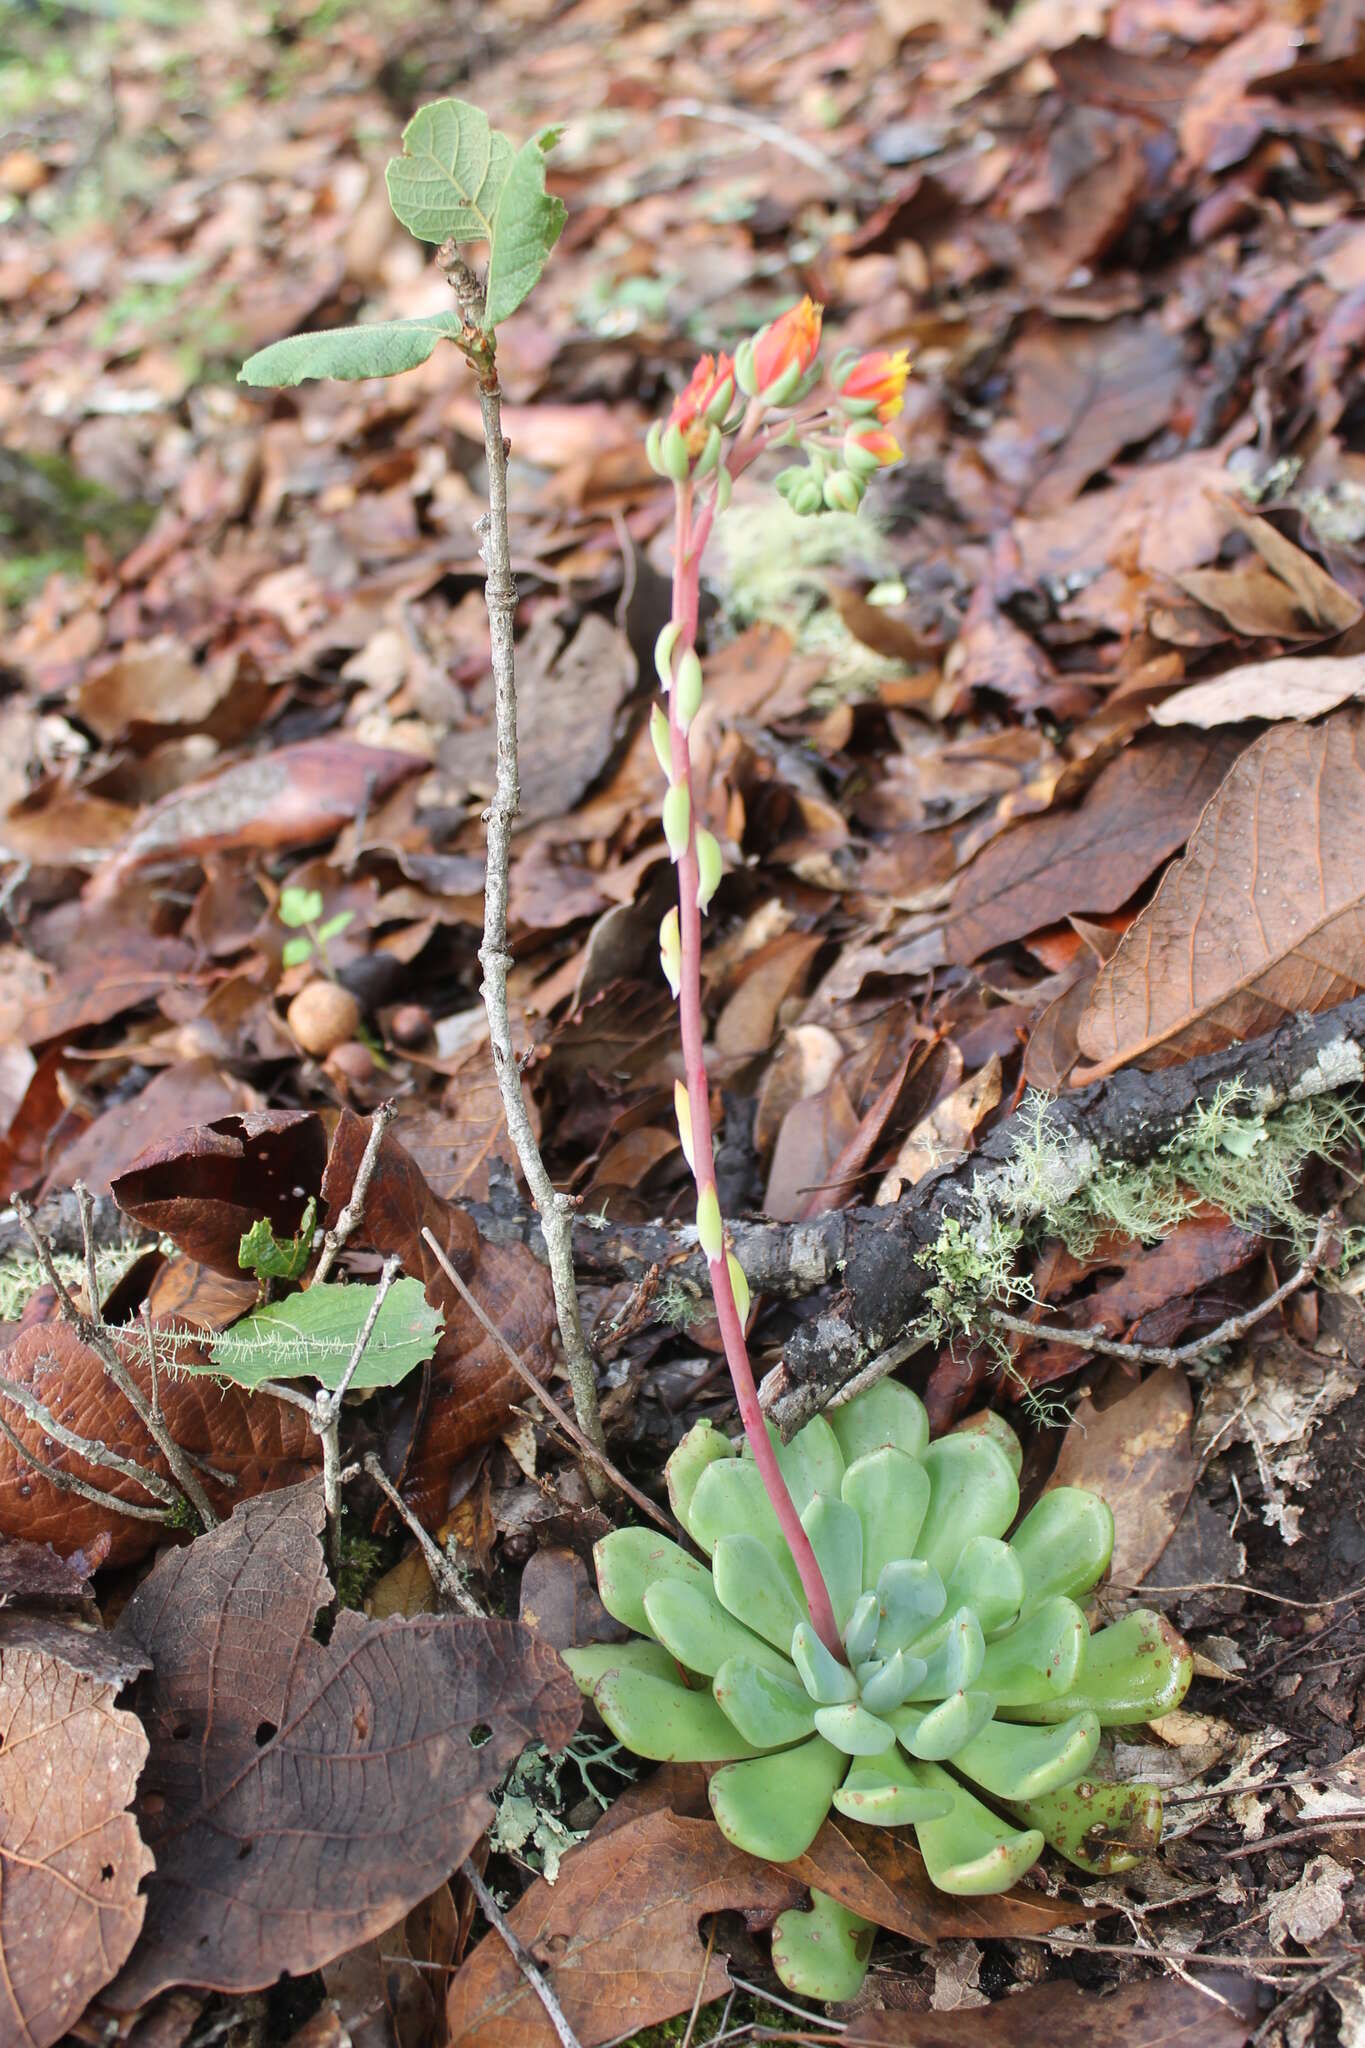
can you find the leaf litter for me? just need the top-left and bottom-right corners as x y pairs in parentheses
(1, 0), (1365, 2038)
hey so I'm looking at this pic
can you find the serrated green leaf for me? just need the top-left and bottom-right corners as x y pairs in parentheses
(201, 1278), (440, 1391)
(239, 314), (464, 388)
(384, 99), (565, 327)
(280, 935), (314, 969)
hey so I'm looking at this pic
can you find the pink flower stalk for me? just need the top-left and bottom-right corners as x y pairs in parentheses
(661, 479), (845, 1663)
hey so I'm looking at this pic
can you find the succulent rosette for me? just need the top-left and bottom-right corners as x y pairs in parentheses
(564, 1379), (1192, 2001)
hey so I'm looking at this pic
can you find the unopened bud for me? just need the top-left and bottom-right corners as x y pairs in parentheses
(727, 1252), (751, 1322)
(663, 782), (691, 860)
(674, 649), (703, 729)
(649, 702), (672, 776)
(758, 356), (803, 409)
(645, 420), (667, 476)
(659, 422), (692, 482)
(776, 465), (824, 517)
(734, 336), (757, 396)
(659, 907), (682, 997)
(696, 1186), (724, 1261)
(691, 422), (723, 479)
(823, 468), (865, 513)
(674, 1078), (694, 1168)
(695, 827), (723, 911)
(654, 620), (681, 692)
(715, 465), (733, 512)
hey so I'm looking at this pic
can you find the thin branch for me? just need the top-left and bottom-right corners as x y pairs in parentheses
(362, 1452), (483, 1617)
(0, 1372), (180, 1506)
(988, 1212), (1335, 1371)
(447, 254), (606, 1496)
(315, 1253), (403, 1574)
(0, 1409), (171, 1525)
(312, 1100), (395, 1286)
(461, 1859), (584, 2048)
(419, 1226), (670, 1531)
(18, 1190), (218, 1529)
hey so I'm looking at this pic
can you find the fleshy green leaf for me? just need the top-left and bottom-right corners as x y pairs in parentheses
(712, 1531), (808, 1650)
(709, 1736), (847, 1860)
(384, 99), (565, 326)
(665, 1419), (736, 1542)
(593, 1528), (712, 1639)
(772, 1889), (875, 2003)
(1009, 1488), (1115, 1615)
(239, 313), (465, 387)
(828, 1376), (928, 1465)
(713, 1656), (816, 1749)
(593, 1666), (761, 1763)
(915, 1434), (1019, 1581)
(1005, 1608), (1192, 1726)
(953, 1710), (1101, 1802)
(911, 1762), (1045, 1895)
(203, 1278), (439, 1391)
(842, 1446), (929, 1592)
(832, 1746), (955, 1828)
(1009, 1777), (1162, 1874)
(892, 1689), (994, 1761)
(978, 1595), (1086, 1709)
(801, 1494), (863, 1633)
(642, 1578), (791, 1680)
(560, 1640), (682, 1696)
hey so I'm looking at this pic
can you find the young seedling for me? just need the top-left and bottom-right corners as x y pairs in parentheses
(278, 886), (354, 975)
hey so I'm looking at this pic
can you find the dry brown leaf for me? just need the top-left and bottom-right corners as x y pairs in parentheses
(1046, 1368), (1198, 1586)
(108, 1481), (580, 2006)
(444, 1808), (803, 2048)
(875, 1056), (1001, 1203)
(1076, 708), (1365, 1073)
(946, 735), (1240, 965)
(1152, 652), (1365, 728)
(0, 1640), (153, 2048)
(840, 1973), (1257, 2046)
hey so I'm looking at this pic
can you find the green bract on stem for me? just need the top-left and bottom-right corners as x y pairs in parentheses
(647, 303), (912, 1663)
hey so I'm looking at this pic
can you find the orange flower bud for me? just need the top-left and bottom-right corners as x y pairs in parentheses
(838, 346), (911, 423)
(669, 352), (735, 452)
(844, 425), (903, 474)
(748, 296), (823, 395)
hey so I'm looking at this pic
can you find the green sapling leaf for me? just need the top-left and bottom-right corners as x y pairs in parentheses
(280, 935), (315, 969)
(279, 887), (324, 928)
(202, 1277), (440, 1391)
(384, 99), (566, 326)
(239, 313), (466, 388)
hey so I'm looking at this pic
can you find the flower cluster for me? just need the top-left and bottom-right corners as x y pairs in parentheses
(566, 1379), (1192, 2002)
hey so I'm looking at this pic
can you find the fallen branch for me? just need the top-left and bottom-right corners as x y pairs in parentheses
(468, 994), (1365, 1434)
(460, 1858), (583, 2048)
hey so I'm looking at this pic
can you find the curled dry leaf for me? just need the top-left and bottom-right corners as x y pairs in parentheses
(445, 1807), (805, 2048)
(1153, 652), (1365, 729)
(0, 1320), (320, 1565)
(112, 1109), (328, 1276)
(1077, 708), (1365, 1073)
(946, 735), (1240, 965)
(107, 1479), (580, 2006)
(0, 1640), (153, 2048)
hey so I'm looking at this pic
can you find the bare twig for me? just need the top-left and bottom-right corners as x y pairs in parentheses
(312, 1100), (395, 1286)
(0, 1371), (180, 1507)
(659, 97), (865, 194)
(988, 1212), (1335, 1371)
(315, 1252), (403, 1575)
(17, 1189), (219, 1529)
(444, 252), (606, 1497)
(420, 1225), (669, 1530)
(362, 1452), (483, 1617)
(0, 1409), (171, 1525)
(461, 1858), (584, 2048)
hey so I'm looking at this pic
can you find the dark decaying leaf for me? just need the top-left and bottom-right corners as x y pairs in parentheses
(0, 1320), (319, 1565)
(946, 735), (1242, 966)
(107, 1479), (580, 2006)
(0, 1640), (153, 2048)
(112, 1110), (328, 1276)
(1077, 708), (1365, 1073)
(0, 1528), (108, 1609)
(839, 1972), (1257, 2045)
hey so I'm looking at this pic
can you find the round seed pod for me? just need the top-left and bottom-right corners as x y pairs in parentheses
(286, 979), (361, 1056)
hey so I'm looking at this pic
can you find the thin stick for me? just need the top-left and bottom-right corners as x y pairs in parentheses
(312, 1101), (395, 1286)
(989, 1212), (1334, 1371)
(681, 1917), (718, 2048)
(316, 1253), (403, 1575)
(461, 1859), (584, 2048)
(0, 1409), (170, 1524)
(420, 1226), (669, 1532)
(20, 1190), (218, 1529)
(445, 253), (605, 1495)
(0, 1372), (180, 1506)
(362, 1452), (483, 1617)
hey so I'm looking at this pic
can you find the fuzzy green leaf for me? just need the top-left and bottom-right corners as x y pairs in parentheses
(384, 100), (565, 326)
(203, 1277), (440, 1390)
(239, 313), (465, 387)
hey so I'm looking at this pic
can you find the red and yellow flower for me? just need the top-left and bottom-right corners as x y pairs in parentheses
(837, 347), (911, 423)
(739, 296), (823, 403)
(842, 425), (904, 475)
(669, 352), (735, 452)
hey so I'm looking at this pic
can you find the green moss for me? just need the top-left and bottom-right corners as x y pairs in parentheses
(912, 1080), (1364, 1418)
(710, 498), (901, 699)
(335, 1528), (386, 1610)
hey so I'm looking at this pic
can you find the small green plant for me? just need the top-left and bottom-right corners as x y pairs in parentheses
(566, 1377), (1191, 2002)
(489, 1735), (635, 1882)
(238, 1197), (317, 1282)
(277, 888), (354, 974)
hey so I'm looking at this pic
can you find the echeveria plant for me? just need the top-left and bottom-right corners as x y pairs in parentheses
(565, 1378), (1192, 2002)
